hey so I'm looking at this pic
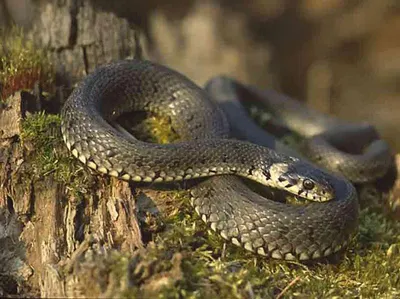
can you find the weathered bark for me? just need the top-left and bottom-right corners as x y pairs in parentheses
(0, 91), (149, 297)
(24, 0), (143, 85)
(0, 1), (146, 297)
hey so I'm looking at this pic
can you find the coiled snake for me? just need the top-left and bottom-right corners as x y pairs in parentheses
(61, 59), (391, 261)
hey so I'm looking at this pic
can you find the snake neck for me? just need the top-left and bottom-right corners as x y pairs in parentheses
(62, 121), (282, 184)
(63, 115), (332, 202)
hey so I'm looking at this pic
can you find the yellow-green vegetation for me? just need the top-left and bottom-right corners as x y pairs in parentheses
(130, 114), (180, 144)
(20, 112), (92, 194)
(0, 27), (53, 101)
(77, 188), (400, 298)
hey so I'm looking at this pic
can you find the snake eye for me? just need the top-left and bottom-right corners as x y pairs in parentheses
(303, 179), (315, 190)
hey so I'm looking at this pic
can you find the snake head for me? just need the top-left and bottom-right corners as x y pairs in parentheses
(268, 162), (335, 202)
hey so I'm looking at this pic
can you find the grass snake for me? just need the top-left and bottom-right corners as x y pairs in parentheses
(61, 59), (372, 261)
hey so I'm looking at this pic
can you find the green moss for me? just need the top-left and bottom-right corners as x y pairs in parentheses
(20, 112), (91, 195)
(80, 184), (395, 298)
(125, 188), (399, 298)
(0, 26), (53, 101)
(124, 114), (179, 144)
(65, 187), (400, 296)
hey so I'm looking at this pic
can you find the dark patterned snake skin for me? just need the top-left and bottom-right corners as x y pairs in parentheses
(61, 59), (374, 261)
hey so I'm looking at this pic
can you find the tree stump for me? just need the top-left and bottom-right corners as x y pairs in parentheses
(0, 0), (148, 297)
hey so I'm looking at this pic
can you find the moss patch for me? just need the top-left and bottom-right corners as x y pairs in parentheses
(77, 186), (400, 298)
(0, 27), (53, 101)
(20, 112), (92, 195)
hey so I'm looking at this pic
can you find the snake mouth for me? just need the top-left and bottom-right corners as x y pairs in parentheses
(242, 177), (313, 206)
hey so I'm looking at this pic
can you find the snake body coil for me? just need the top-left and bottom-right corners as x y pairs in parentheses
(61, 59), (359, 261)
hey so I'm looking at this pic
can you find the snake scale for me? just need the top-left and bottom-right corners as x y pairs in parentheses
(61, 59), (363, 261)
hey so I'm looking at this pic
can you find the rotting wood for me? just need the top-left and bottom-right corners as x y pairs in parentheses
(0, 1), (147, 296)
(0, 88), (146, 297)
